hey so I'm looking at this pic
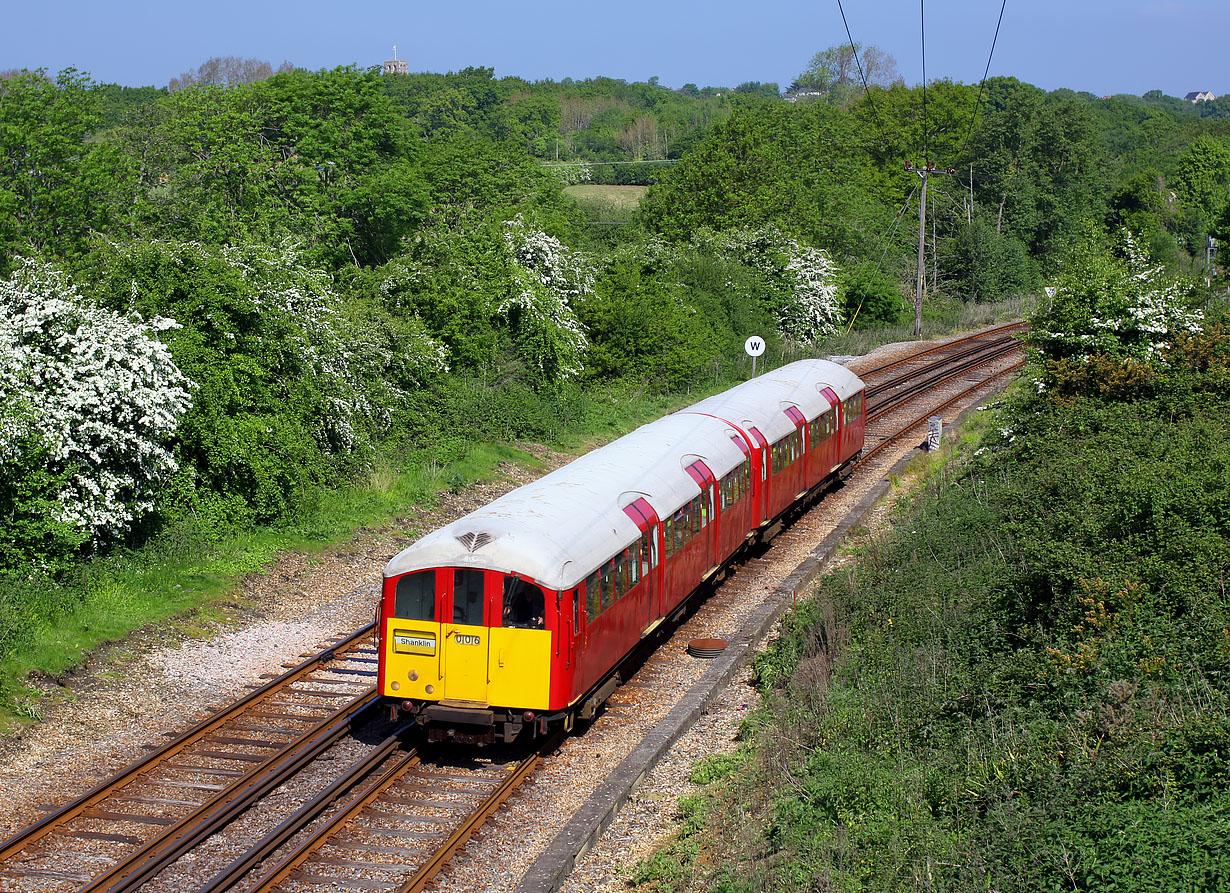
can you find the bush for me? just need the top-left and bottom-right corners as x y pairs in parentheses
(841, 269), (908, 328)
(0, 260), (193, 555)
(945, 217), (1039, 302)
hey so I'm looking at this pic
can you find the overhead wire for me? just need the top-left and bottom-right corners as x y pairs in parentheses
(834, 0), (890, 148)
(958, 0), (1010, 157)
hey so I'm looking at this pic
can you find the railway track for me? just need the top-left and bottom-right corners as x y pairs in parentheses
(0, 323), (1025, 893)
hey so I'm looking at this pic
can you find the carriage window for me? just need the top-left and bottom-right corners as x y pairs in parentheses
(502, 577), (545, 629)
(629, 541), (641, 585)
(573, 591), (581, 634)
(691, 497), (702, 536)
(585, 571), (600, 620)
(640, 531), (652, 574)
(602, 562), (615, 610)
(612, 556), (624, 599)
(393, 571), (436, 621)
(621, 552), (632, 594)
(674, 508), (686, 551)
(663, 516), (675, 558)
(453, 569), (485, 625)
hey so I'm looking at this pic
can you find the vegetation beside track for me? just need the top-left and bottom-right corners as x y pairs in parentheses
(0, 297), (1023, 729)
(633, 293), (1230, 889)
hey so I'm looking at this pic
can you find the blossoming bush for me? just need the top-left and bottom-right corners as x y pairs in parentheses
(0, 260), (193, 562)
(82, 239), (447, 526)
(1030, 232), (1204, 369)
(693, 226), (843, 345)
(501, 216), (591, 382)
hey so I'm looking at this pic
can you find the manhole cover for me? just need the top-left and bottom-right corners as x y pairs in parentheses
(687, 638), (729, 659)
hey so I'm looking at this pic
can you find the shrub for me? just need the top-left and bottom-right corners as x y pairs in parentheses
(0, 259), (193, 552)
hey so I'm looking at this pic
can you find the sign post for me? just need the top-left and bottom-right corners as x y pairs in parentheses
(744, 335), (765, 378)
(926, 416), (943, 452)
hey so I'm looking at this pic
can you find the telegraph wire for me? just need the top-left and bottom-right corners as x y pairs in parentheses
(835, 0), (890, 147)
(959, 0), (1010, 156)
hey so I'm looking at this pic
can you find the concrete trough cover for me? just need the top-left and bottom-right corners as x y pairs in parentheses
(687, 637), (729, 659)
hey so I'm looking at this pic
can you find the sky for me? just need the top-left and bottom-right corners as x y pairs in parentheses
(2, 0), (1225, 99)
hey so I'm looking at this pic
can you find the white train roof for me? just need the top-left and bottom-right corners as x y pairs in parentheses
(683, 357), (864, 444)
(384, 358), (863, 592)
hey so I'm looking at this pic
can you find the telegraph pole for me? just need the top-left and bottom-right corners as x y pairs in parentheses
(905, 162), (956, 340)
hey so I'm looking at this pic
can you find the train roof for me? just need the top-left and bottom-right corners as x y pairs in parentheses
(384, 358), (863, 591)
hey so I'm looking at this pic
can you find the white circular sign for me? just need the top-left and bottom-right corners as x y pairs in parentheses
(744, 336), (766, 357)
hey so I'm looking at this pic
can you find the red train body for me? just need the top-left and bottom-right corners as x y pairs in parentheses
(377, 359), (865, 744)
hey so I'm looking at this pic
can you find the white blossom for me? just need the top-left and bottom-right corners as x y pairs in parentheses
(501, 216), (591, 380)
(693, 226), (843, 345)
(0, 259), (194, 542)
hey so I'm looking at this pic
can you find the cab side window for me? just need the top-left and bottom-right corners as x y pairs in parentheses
(393, 571), (436, 621)
(502, 577), (545, 629)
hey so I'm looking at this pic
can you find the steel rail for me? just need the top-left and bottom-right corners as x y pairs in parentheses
(396, 741), (553, 893)
(861, 359), (1025, 464)
(80, 698), (383, 893)
(863, 334), (1020, 399)
(0, 624), (377, 864)
(859, 320), (1026, 378)
(197, 730), (416, 893)
(866, 341), (1023, 421)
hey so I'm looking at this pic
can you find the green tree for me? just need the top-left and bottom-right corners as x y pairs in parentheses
(0, 69), (129, 269)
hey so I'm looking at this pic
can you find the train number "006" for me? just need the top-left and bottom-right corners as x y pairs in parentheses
(454, 634), (481, 646)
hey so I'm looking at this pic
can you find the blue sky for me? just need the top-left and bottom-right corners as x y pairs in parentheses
(3, 1), (1225, 98)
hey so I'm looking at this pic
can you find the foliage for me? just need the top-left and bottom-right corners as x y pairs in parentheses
(841, 268), (908, 328)
(692, 226), (844, 344)
(1029, 229), (1203, 370)
(945, 216), (1039, 302)
(0, 259), (193, 556)
(500, 216), (592, 382)
(640, 102), (890, 258)
(0, 69), (128, 270)
(80, 238), (445, 527)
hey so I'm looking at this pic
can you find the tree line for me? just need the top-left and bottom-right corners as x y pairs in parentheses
(1, 53), (1226, 598)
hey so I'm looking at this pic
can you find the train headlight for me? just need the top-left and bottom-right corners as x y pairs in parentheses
(425, 684), (435, 694)
(408, 670), (419, 681)
(390, 681), (400, 691)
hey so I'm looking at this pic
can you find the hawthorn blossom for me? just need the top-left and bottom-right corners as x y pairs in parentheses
(0, 259), (193, 542)
(501, 216), (591, 380)
(694, 226), (843, 344)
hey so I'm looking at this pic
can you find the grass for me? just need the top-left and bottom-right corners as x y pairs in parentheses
(563, 184), (649, 210)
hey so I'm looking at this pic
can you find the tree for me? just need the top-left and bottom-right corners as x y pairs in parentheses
(168, 56), (292, 92)
(796, 43), (899, 106)
(0, 69), (129, 269)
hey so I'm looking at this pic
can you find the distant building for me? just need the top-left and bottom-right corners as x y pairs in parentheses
(1185, 91), (1217, 103)
(784, 88), (823, 103)
(383, 45), (408, 76)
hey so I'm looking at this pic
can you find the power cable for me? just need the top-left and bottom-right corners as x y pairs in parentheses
(834, 0), (890, 147)
(958, 0), (1009, 157)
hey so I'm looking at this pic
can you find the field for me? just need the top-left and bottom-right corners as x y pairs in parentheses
(564, 184), (649, 210)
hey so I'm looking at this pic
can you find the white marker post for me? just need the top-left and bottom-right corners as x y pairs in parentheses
(744, 335), (765, 378)
(927, 416), (943, 451)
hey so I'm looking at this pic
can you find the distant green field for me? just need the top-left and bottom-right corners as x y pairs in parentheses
(564, 184), (648, 209)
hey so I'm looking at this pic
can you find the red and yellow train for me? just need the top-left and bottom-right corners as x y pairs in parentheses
(376, 359), (866, 744)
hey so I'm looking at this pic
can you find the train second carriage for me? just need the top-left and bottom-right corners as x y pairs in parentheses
(376, 359), (866, 744)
